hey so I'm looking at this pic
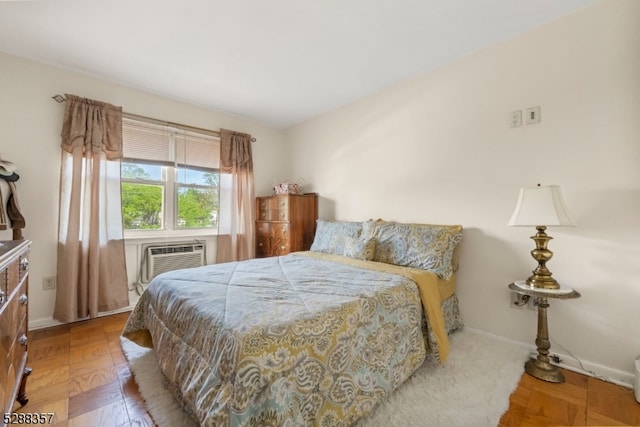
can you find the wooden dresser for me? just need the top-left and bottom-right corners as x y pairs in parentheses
(256, 193), (318, 257)
(0, 240), (31, 416)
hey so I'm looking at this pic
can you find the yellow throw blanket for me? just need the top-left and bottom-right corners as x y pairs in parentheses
(299, 251), (454, 363)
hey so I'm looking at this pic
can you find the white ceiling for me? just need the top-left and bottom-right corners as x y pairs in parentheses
(0, 0), (599, 129)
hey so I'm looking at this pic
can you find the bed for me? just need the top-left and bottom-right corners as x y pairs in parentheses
(122, 219), (464, 426)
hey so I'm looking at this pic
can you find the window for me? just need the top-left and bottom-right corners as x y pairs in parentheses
(121, 118), (220, 234)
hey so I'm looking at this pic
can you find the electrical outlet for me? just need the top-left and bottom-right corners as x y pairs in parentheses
(510, 110), (522, 128)
(43, 276), (56, 290)
(510, 292), (537, 310)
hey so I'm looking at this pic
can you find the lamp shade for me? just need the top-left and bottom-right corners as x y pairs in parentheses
(508, 185), (575, 227)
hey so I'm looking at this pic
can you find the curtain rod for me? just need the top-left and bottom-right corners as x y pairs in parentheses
(51, 94), (256, 142)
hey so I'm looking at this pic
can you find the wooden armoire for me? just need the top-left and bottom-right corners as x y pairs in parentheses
(255, 193), (318, 257)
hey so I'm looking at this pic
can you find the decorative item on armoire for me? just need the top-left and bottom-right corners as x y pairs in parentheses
(272, 178), (304, 195)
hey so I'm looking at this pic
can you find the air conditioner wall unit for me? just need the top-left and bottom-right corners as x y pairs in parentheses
(143, 242), (206, 283)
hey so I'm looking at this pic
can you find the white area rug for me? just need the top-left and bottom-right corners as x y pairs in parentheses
(121, 328), (528, 427)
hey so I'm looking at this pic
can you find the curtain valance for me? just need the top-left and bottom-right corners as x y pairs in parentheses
(60, 94), (123, 159)
(220, 129), (253, 173)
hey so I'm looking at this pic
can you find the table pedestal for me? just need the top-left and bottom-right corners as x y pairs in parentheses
(525, 297), (564, 383)
(508, 281), (581, 383)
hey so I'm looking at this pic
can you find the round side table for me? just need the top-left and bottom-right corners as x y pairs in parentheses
(509, 281), (581, 383)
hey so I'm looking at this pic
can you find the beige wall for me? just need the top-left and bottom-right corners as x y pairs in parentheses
(0, 51), (287, 327)
(285, 0), (640, 384)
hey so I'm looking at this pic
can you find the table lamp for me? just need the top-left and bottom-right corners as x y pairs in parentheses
(508, 184), (575, 289)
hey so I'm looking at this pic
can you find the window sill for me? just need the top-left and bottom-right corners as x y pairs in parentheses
(124, 229), (218, 242)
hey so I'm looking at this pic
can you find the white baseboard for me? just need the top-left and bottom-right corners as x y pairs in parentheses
(29, 305), (135, 331)
(465, 327), (634, 389)
(29, 317), (65, 330)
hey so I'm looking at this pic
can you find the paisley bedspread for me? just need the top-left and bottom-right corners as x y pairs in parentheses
(122, 252), (461, 426)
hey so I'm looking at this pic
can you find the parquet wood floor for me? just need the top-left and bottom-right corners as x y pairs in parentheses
(13, 312), (153, 427)
(12, 312), (640, 426)
(500, 366), (640, 426)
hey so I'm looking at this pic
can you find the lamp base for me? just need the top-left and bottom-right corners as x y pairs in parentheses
(528, 226), (561, 290)
(526, 275), (560, 290)
(525, 358), (564, 383)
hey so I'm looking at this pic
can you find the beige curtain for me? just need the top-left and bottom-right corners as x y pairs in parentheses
(54, 94), (129, 323)
(216, 129), (255, 263)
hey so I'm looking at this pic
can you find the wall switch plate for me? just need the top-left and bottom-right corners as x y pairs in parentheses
(43, 276), (56, 290)
(510, 110), (522, 128)
(525, 106), (541, 124)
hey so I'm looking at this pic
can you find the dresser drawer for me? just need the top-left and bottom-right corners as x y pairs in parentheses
(18, 251), (29, 283)
(0, 249), (28, 304)
(257, 196), (289, 221)
(0, 281), (27, 359)
(258, 209), (286, 221)
(4, 314), (27, 412)
(256, 222), (290, 257)
(6, 260), (19, 297)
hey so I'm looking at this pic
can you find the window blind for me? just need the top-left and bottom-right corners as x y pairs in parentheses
(122, 118), (220, 170)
